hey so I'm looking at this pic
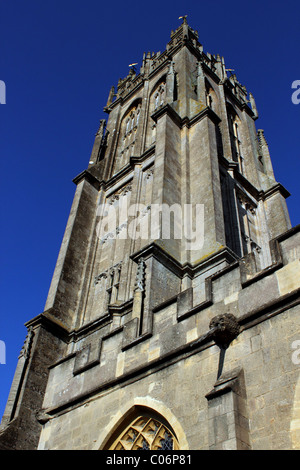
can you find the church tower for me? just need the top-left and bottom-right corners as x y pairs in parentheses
(1, 19), (299, 451)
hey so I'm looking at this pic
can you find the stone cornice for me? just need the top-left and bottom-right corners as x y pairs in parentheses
(130, 241), (238, 279)
(72, 169), (102, 191)
(221, 164), (290, 204)
(100, 145), (156, 192)
(262, 182), (291, 200)
(25, 310), (70, 343)
(151, 103), (182, 127)
(32, 225), (299, 420)
(151, 103), (221, 128)
(41, 283), (300, 419)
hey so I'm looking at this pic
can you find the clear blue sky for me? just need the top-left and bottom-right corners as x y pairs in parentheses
(0, 0), (299, 420)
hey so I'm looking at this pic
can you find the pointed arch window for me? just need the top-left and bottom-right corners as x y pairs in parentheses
(115, 101), (142, 173)
(106, 412), (180, 450)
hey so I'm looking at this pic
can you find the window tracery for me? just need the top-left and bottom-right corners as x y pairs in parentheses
(116, 102), (141, 173)
(108, 415), (179, 450)
(145, 80), (167, 149)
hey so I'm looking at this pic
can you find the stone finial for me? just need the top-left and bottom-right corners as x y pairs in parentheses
(96, 119), (106, 137)
(197, 61), (204, 78)
(209, 313), (240, 349)
(179, 15), (188, 25)
(167, 60), (175, 76)
(105, 86), (115, 109)
(249, 92), (258, 119)
(197, 61), (206, 105)
(257, 128), (268, 147)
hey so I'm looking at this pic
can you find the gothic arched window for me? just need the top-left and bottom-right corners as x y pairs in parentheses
(106, 412), (179, 450)
(115, 101), (142, 173)
(145, 79), (167, 149)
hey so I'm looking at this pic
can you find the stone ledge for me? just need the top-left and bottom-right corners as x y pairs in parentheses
(205, 366), (243, 400)
(39, 281), (300, 419)
(72, 169), (102, 191)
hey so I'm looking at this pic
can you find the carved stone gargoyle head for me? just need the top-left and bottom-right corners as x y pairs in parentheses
(209, 313), (240, 349)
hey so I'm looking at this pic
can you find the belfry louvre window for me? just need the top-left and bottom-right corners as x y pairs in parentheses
(108, 415), (179, 450)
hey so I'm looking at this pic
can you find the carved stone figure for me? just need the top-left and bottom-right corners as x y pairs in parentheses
(209, 313), (240, 348)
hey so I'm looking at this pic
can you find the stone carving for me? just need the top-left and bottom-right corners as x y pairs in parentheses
(116, 72), (144, 100)
(249, 92), (258, 119)
(146, 168), (154, 180)
(108, 182), (132, 205)
(154, 83), (166, 110)
(94, 262), (122, 286)
(134, 258), (145, 292)
(209, 313), (240, 349)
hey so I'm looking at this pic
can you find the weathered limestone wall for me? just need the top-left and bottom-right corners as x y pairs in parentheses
(37, 302), (300, 450)
(36, 227), (300, 450)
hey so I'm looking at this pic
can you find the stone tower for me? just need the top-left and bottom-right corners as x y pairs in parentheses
(1, 19), (299, 451)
